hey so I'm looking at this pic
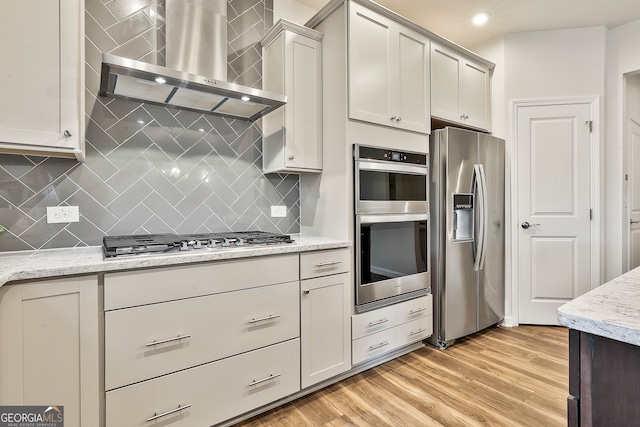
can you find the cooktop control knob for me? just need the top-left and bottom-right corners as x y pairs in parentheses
(193, 240), (202, 249)
(222, 237), (230, 247)
(180, 241), (189, 251)
(237, 238), (245, 246)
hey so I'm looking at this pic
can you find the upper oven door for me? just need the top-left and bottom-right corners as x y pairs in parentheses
(355, 160), (428, 214)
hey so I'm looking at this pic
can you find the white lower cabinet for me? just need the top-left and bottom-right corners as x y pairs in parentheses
(0, 276), (100, 427)
(106, 339), (300, 427)
(301, 272), (351, 388)
(351, 295), (433, 365)
(300, 249), (352, 389)
(105, 280), (300, 390)
(352, 317), (432, 365)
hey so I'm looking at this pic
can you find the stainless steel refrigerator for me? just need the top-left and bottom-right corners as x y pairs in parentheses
(427, 127), (505, 349)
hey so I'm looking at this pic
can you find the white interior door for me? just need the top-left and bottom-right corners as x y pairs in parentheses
(517, 103), (592, 324)
(629, 119), (640, 268)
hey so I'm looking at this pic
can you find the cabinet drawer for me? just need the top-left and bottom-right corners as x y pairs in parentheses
(106, 339), (300, 427)
(104, 254), (298, 310)
(105, 281), (299, 390)
(352, 295), (432, 339)
(352, 316), (432, 365)
(300, 248), (350, 280)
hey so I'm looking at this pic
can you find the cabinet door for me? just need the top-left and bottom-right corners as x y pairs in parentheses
(462, 59), (491, 131)
(300, 273), (351, 388)
(0, 0), (84, 159)
(262, 23), (323, 174)
(396, 27), (430, 134)
(348, 3), (394, 127)
(0, 277), (100, 427)
(430, 43), (462, 123)
(285, 32), (323, 171)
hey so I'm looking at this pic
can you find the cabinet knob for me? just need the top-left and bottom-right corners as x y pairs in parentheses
(288, 154), (294, 160)
(396, 117), (401, 122)
(390, 116), (397, 121)
(303, 289), (310, 295)
(63, 130), (72, 137)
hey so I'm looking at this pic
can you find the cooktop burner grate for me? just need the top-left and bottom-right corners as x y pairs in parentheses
(103, 231), (294, 258)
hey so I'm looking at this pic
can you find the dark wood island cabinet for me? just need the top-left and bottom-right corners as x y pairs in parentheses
(559, 267), (640, 427)
(568, 329), (640, 426)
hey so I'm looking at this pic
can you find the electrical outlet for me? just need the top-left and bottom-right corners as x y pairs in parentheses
(46, 206), (80, 224)
(270, 205), (287, 218)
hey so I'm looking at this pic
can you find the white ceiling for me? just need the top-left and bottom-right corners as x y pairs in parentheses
(297, 0), (640, 47)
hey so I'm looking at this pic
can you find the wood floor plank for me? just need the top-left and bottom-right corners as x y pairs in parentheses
(235, 326), (568, 426)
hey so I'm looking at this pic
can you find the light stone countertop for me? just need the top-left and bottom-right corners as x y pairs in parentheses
(0, 236), (351, 288)
(558, 266), (640, 346)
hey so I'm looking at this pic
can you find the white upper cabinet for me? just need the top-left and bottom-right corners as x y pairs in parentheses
(262, 20), (323, 173)
(0, 0), (84, 160)
(431, 42), (491, 131)
(348, 3), (430, 135)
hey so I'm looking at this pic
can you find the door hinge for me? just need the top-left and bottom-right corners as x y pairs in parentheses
(590, 209), (593, 220)
(585, 120), (593, 133)
(626, 174), (629, 181)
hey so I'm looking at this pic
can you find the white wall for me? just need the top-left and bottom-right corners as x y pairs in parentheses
(474, 36), (506, 139)
(606, 19), (640, 280)
(274, 0), (319, 25)
(504, 27), (606, 101)
(472, 27), (607, 325)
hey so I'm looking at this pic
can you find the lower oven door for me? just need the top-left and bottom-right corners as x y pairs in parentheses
(356, 213), (431, 312)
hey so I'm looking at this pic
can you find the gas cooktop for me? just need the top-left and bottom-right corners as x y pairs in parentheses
(103, 231), (294, 258)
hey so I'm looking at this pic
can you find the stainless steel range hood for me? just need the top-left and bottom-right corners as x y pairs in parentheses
(98, 0), (286, 122)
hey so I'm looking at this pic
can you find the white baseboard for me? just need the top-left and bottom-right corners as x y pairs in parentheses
(503, 316), (517, 327)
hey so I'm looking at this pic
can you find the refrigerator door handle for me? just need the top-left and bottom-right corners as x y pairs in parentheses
(478, 164), (489, 270)
(472, 164), (485, 272)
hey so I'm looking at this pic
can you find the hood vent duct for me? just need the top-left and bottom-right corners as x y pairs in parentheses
(99, 0), (286, 122)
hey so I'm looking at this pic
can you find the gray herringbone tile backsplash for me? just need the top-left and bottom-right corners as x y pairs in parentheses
(0, 0), (300, 251)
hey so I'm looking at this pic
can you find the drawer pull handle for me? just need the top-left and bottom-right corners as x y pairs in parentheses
(367, 318), (389, 327)
(145, 334), (191, 347)
(409, 307), (427, 315)
(410, 328), (427, 336)
(249, 373), (282, 386)
(316, 260), (342, 267)
(146, 404), (191, 422)
(248, 314), (281, 324)
(368, 341), (389, 351)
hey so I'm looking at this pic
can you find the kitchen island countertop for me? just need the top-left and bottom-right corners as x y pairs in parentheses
(558, 266), (640, 346)
(0, 236), (351, 288)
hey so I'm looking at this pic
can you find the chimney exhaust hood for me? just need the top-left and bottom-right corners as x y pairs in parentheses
(98, 0), (286, 122)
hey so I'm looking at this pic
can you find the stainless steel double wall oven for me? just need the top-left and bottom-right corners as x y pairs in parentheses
(354, 145), (431, 313)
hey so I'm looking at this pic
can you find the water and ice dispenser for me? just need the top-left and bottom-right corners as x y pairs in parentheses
(453, 193), (474, 242)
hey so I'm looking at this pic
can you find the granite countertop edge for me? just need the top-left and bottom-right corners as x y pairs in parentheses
(0, 236), (351, 288)
(557, 267), (640, 347)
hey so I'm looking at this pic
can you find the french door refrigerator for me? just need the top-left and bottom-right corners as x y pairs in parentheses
(428, 127), (505, 348)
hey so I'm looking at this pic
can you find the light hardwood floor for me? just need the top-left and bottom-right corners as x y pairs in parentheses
(236, 325), (568, 426)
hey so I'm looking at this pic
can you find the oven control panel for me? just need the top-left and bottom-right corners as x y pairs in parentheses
(354, 145), (427, 165)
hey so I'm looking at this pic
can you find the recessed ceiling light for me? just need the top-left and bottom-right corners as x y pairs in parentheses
(241, 95), (250, 102)
(472, 12), (491, 26)
(155, 77), (167, 84)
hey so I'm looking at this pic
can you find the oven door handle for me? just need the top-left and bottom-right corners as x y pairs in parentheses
(358, 213), (429, 224)
(356, 160), (428, 176)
